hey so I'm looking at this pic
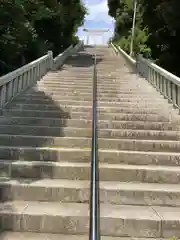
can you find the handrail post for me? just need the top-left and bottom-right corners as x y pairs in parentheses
(48, 51), (53, 70)
(89, 54), (100, 240)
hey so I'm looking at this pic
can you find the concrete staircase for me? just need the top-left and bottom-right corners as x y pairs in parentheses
(1, 46), (180, 239)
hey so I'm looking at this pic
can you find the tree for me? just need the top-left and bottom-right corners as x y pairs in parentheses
(108, 0), (180, 76)
(0, 0), (86, 75)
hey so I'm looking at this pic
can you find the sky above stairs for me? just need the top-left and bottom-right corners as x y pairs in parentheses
(77, 0), (115, 45)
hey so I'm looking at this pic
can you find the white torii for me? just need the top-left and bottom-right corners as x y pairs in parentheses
(83, 28), (110, 46)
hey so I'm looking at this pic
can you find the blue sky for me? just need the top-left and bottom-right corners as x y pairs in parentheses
(77, 0), (115, 44)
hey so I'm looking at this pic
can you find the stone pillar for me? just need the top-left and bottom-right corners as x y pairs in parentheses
(48, 51), (53, 70)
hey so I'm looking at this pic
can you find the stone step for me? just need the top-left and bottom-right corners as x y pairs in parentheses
(0, 135), (180, 152)
(36, 87), (157, 94)
(7, 104), (176, 115)
(0, 117), (85, 127)
(17, 95), (166, 102)
(0, 125), (179, 140)
(3, 160), (180, 183)
(39, 79), (142, 84)
(12, 99), (170, 109)
(38, 79), (157, 85)
(36, 83), (158, 91)
(41, 79), (142, 84)
(0, 201), (178, 237)
(0, 117), (177, 130)
(46, 75), (93, 78)
(29, 84), (161, 92)
(0, 232), (142, 240)
(1, 178), (180, 206)
(38, 79), (143, 84)
(1, 147), (180, 166)
(30, 87), (162, 95)
(1, 110), (175, 122)
(24, 92), (165, 99)
(2, 47), (180, 239)
(1, 109), (74, 119)
(42, 75), (142, 79)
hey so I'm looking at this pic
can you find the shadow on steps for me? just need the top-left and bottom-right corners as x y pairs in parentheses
(0, 76), (74, 232)
(0, 82), (71, 184)
(62, 51), (103, 68)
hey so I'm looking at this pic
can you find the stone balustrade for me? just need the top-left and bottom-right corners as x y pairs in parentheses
(111, 42), (180, 110)
(137, 55), (180, 108)
(0, 41), (83, 108)
(53, 45), (73, 71)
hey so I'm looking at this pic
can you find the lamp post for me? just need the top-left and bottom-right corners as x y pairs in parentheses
(130, 0), (137, 57)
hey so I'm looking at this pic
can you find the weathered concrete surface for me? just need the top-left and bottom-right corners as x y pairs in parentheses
(0, 46), (180, 238)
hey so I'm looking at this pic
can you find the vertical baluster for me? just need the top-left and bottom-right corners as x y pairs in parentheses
(15, 77), (19, 96)
(6, 81), (13, 102)
(46, 59), (48, 72)
(32, 67), (35, 82)
(161, 77), (165, 95)
(36, 65), (39, 81)
(157, 73), (160, 91)
(41, 62), (43, 78)
(0, 84), (7, 108)
(155, 71), (158, 88)
(154, 71), (157, 88)
(22, 73), (25, 89)
(48, 51), (53, 70)
(158, 73), (160, 90)
(147, 67), (150, 82)
(18, 74), (23, 93)
(177, 86), (180, 110)
(152, 69), (155, 86)
(25, 71), (28, 87)
(39, 64), (41, 79)
(171, 83), (176, 106)
(149, 68), (153, 84)
(159, 75), (162, 92)
(167, 80), (171, 101)
(161, 76), (164, 95)
(165, 79), (168, 98)
(30, 68), (33, 84)
(27, 70), (30, 86)
(38, 64), (40, 81)
(12, 78), (16, 97)
(42, 61), (44, 77)
(43, 61), (45, 76)
(34, 66), (38, 83)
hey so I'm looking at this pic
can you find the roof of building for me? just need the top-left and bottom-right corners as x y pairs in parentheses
(83, 28), (109, 33)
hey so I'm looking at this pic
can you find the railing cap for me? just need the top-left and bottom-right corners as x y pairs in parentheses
(0, 54), (50, 87)
(138, 55), (180, 87)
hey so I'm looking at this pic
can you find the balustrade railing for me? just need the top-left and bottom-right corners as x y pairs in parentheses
(53, 41), (84, 70)
(53, 45), (73, 71)
(111, 42), (180, 109)
(0, 41), (83, 108)
(137, 55), (180, 108)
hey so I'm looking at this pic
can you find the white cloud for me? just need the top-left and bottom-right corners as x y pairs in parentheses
(85, 0), (113, 24)
(77, 0), (114, 45)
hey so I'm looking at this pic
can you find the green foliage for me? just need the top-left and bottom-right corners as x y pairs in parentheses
(108, 0), (180, 76)
(0, 0), (86, 75)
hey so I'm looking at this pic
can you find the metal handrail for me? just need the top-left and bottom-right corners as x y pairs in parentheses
(89, 54), (100, 240)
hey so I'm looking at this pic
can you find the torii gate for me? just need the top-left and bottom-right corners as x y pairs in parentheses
(83, 28), (110, 46)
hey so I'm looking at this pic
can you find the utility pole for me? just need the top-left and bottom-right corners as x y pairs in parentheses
(130, 0), (137, 57)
